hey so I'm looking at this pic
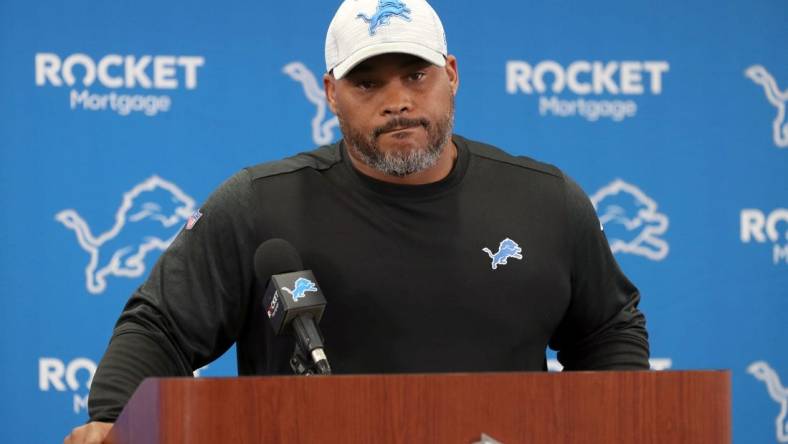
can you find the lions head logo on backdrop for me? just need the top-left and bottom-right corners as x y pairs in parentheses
(745, 65), (788, 148)
(56, 176), (195, 294)
(590, 179), (669, 261)
(748, 361), (788, 443)
(283, 62), (339, 146)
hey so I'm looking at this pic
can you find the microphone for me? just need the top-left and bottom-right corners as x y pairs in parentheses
(254, 238), (331, 375)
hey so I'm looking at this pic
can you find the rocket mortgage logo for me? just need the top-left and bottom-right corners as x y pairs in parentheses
(35, 53), (205, 117)
(506, 60), (670, 122)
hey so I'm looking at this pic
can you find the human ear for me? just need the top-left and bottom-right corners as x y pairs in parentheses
(323, 73), (338, 114)
(444, 55), (459, 96)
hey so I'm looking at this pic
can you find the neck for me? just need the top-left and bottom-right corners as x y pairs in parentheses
(346, 139), (458, 185)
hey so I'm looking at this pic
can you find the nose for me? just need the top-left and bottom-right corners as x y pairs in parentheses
(380, 81), (412, 116)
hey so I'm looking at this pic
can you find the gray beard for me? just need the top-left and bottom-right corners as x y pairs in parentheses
(338, 98), (455, 178)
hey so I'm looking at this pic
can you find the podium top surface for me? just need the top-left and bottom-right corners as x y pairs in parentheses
(110, 370), (731, 444)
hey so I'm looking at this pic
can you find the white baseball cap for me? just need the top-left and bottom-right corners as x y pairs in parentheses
(325, 0), (448, 79)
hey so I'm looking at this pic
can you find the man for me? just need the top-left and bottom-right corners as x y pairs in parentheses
(65, 0), (648, 442)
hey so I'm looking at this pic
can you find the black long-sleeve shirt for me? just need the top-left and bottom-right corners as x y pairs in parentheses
(89, 135), (649, 421)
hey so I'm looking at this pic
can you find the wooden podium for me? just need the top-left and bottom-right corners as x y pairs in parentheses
(107, 371), (730, 443)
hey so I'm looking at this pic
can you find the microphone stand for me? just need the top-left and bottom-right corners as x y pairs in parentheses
(290, 343), (331, 375)
(289, 314), (332, 375)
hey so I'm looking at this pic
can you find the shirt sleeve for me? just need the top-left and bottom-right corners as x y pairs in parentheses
(88, 169), (260, 422)
(548, 174), (650, 370)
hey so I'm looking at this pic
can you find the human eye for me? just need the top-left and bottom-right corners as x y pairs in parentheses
(354, 79), (377, 90)
(407, 71), (426, 82)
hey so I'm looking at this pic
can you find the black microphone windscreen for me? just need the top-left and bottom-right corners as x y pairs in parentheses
(253, 238), (304, 283)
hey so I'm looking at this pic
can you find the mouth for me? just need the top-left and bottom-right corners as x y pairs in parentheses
(385, 125), (415, 132)
(380, 125), (421, 136)
(374, 118), (430, 139)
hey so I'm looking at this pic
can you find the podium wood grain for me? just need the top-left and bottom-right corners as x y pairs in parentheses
(107, 370), (730, 444)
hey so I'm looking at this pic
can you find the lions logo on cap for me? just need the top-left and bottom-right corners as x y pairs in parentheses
(357, 0), (412, 35)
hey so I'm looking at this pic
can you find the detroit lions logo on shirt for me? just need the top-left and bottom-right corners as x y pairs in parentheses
(281, 277), (318, 302)
(482, 238), (524, 270)
(357, 0), (412, 36)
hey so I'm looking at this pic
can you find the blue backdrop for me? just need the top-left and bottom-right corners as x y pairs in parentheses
(0, 0), (786, 442)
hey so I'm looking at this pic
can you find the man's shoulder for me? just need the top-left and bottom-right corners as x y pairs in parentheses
(245, 143), (341, 182)
(459, 135), (563, 180)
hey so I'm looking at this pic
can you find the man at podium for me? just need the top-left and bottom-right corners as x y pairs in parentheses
(65, 0), (649, 442)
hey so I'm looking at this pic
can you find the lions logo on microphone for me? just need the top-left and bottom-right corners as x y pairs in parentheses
(281, 278), (318, 302)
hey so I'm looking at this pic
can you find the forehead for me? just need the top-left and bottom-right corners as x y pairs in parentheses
(345, 53), (433, 76)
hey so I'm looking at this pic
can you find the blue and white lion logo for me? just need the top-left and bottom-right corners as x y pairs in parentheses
(590, 179), (669, 261)
(482, 238), (524, 270)
(745, 65), (788, 148)
(56, 176), (195, 294)
(748, 361), (788, 443)
(357, 0), (412, 35)
(282, 62), (339, 146)
(281, 277), (318, 302)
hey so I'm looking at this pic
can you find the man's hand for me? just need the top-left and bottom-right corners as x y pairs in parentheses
(64, 422), (113, 444)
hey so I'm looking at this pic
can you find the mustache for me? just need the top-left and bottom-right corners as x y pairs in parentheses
(373, 117), (430, 138)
